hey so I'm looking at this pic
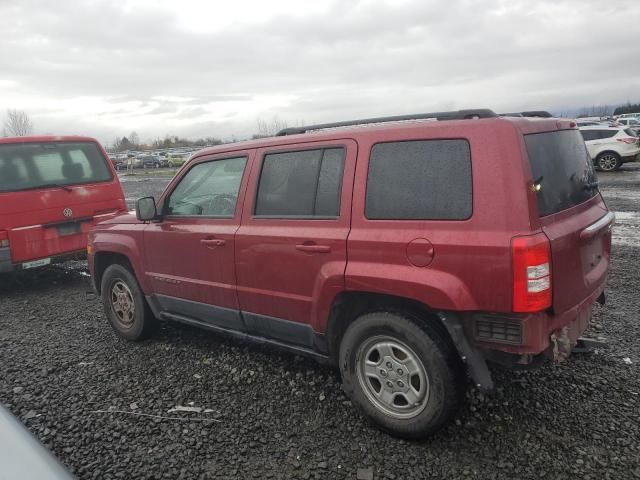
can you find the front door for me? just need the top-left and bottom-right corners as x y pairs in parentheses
(143, 152), (253, 330)
(234, 140), (357, 347)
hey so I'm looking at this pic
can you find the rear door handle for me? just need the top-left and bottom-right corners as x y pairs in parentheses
(201, 238), (226, 247)
(295, 244), (331, 253)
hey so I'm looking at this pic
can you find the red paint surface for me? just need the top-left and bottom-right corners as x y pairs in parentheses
(0, 136), (126, 265)
(89, 117), (611, 356)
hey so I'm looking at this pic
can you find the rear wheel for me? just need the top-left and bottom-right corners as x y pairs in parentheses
(101, 264), (157, 341)
(339, 311), (465, 439)
(596, 152), (621, 171)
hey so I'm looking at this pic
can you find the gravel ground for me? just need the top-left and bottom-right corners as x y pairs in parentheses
(1, 165), (639, 479)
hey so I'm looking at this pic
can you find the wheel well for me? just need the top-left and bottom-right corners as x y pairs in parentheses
(325, 291), (453, 365)
(93, 252), (133, 293)
(596, 150), (621, 159)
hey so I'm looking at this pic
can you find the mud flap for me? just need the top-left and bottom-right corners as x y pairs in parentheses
(437, 312), (495, 392)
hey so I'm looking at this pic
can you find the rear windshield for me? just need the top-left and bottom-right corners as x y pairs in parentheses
(524, 129), (597, 217)
(0, 141), (112, 193)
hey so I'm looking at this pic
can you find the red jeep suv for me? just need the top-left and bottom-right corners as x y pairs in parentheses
(88, 110), (612, 438)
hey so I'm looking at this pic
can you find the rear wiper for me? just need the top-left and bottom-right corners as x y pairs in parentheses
(18, 183), (73, 193)
(583, 180), (599, 191)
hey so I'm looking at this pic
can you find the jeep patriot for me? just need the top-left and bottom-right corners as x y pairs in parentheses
(88, 109), (612, 438)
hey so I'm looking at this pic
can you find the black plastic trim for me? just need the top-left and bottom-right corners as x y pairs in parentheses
(0, 247), (12, 273)
(276, 109), (497, 136)
(151, 294), (245, 331)
(146, 294), (329, 357)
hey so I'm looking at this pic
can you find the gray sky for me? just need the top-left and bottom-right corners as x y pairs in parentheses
(1, 0), (639, 144)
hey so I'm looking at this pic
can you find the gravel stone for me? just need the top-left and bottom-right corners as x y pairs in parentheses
(1, 167), (639, 479)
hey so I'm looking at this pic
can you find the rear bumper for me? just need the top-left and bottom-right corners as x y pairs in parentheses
(466, 282), (605, 358)
(0, 249), (86, 273)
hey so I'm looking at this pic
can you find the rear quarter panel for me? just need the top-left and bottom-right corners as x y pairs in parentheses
(346, 119), (532, 313)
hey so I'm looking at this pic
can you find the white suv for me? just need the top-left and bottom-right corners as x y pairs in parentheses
(579, 126), (640, 171)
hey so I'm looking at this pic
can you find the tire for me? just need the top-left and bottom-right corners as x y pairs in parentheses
(339, 311), (465, 439)
(100, 264), (157, 341)
(596, 152), (621, 172)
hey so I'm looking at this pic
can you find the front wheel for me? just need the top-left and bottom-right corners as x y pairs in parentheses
(339, 311), (465, 439)
(596, 152), (621, 171)
(101, 264), (157, 341)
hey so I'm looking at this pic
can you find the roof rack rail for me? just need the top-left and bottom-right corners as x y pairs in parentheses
(276, 109), (498, 136)
(499, 111), (554, 118)
(520, 110), (553, 118)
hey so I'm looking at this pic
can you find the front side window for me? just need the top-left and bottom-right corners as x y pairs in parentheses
(0, 142), (112, 192)
(255, 148), (345, 217)
(166, 156), (246, 217)
(365, 140), (472, 220)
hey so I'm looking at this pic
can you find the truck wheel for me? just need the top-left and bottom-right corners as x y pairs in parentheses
(596, 152), (621, 172)
(101, 264), (157, 341)
(339, 311), (465, 438)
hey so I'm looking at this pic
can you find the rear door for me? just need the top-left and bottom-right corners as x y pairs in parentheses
(234, 140), (356, 344)
(142, 152), (253, 330)
(0, 141), (125, 265)
(524, 129), (612, 313)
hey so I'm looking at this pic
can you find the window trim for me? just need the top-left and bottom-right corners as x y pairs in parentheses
(162, 154), (248, 219)
(364, 138), (474, 222)
(252, 145), (347, 220)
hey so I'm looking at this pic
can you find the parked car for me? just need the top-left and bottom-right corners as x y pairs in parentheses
(617, 118), (640, 128)
(616, 113), (640, 120)
(0, 136), (127, 272)
(136, 154), (163, 169)
(0, 405), (73, 479)
(579, 126), (640, 171)
(88, 110), (612, 438)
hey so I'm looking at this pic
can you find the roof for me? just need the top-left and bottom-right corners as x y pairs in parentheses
(0, 135), (99, 145)
(192, 115), (571, 160)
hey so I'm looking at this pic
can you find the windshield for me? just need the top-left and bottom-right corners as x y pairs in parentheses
(524, 129), (598, 217)
(0, 141), (112, 193)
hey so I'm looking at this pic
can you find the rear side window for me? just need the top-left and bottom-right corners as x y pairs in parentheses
(255, 148), (345, 217)
(579, 130), (598, 141)
(596, 129), (617, 139)
(624, 128), (637, 136)
(524, 129), (597, 217)
(365, 140), (472, 220)
(0, 142), (112, 192)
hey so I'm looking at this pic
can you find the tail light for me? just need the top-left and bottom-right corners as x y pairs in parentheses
(616, 137), (638, 144)
(0, 231), (8, 248)
(511, 233), (552, 312)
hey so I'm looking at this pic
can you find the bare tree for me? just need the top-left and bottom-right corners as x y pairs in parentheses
(4, 109), (34, 136)
(128, 131), (140, 147)
(256, 116), (290, 137)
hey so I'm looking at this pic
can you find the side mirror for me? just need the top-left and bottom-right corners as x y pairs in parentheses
(136, 196), (158, 221)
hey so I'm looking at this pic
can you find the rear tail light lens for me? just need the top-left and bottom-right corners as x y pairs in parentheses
(616, 137), (638, 144)
(512, 233), (552, 312)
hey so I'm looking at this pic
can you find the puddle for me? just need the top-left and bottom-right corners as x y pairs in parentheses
(612, 211), (640, 247)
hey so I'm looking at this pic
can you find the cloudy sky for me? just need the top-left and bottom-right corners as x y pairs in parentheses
(1, 0), (639, 144)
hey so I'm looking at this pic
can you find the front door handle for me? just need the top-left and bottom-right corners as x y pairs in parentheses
(295, 244), (331, 253)
(201, 238), (226, 248)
